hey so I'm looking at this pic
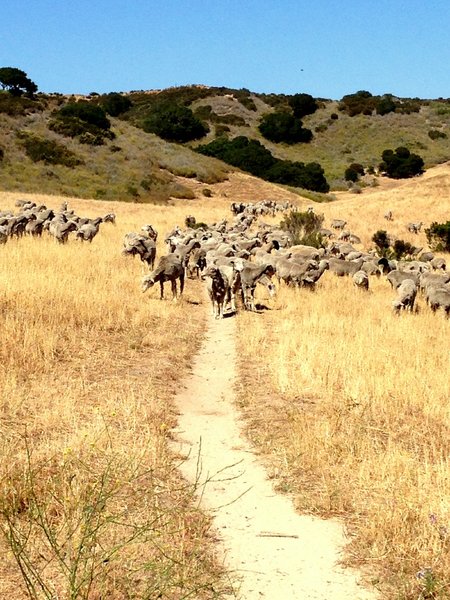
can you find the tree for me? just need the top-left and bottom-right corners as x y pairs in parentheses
(288, 93), (318, 118)
(258, 112), (313, 144)
(379, 146), (424, 179)
(98, 93), (132, 117)
(57, 101), (111, 130)
(143, 103), (208, 143)
(0, 67), (37, 97)
(345, 163), (365, 182)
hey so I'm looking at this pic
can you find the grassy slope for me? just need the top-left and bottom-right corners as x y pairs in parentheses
(2, 88), (450, 202)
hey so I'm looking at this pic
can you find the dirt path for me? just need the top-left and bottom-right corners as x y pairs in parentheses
(172, 312), (379, 599)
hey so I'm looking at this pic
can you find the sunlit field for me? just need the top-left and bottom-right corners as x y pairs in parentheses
(235, 168), (450, 599)
(0, 192), (232, 599)
(0, 160), (449, 600)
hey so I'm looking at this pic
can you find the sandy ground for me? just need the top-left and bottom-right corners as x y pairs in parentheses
(172, 310), (380, 600)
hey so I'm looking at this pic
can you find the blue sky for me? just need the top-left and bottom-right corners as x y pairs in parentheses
(2, 0), (450, 99)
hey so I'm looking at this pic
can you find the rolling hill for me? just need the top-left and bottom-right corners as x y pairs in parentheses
(1, 85), (450, 203)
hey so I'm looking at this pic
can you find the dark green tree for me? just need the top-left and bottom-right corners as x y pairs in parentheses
(57, 101), (111, 130)
(379, 147), (424, 179)
(259, 112), (312, 144)
(345, 163), (365, 182)
(376, 94), (397, 115)
(0, 67), (37, 97)
(288, 93), (318, 118)
(143, 103), (208, 143)
(98, 93), (132, 117)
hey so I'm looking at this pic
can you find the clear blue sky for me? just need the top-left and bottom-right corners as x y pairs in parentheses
(2, 0), (450, 99)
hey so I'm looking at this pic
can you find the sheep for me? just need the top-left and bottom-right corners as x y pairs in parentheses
(328, 257), (364, 277)
(237, 263), (276, 311)
(201, 265), (230, 319)
(353, 270), (369, 291)
(123, 233), (156, 270)
(431, 257), (447, 271)
(331, 219), (347, 230)
(76, 217), (103, 243)
(392, 279), (418, 313)
(141, 255), (184, 300)
(186, 247), (207, 278)
(419, 271), (450, 293)
(407, 221), (423, 234)
(141, 224), (158, 241)
(387, 270), (419, 290)
(384, 210), (393, 221)
(0, 225), (7, 244)
(48, 220), (78, 244)
(426, 286), (450, 316)
(299, 260), (329, 289)
(102, 212), (116, 224)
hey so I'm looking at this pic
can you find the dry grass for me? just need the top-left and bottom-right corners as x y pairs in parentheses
(234, 169), (450, 599)
(1, 163), (449, 598)
(0, 192), (233, 599)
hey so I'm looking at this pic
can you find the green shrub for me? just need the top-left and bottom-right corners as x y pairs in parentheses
(56, 101), (111, 130)
(17, 131), (82, 167)
(259, 112), (313, 144)
(238, 96), (257, 111)
(345, 162), (365, 182)
(0, 146), (4, 161)
(379, 146), (424, 179)
(143, 103), (208, 143)
(98, 92), (132, 116)
(196, 135), (328, 192)
(49, 108), (115, 144)
(202, 188), (212, 197)
(0, 91), (43, 115)
(428, 129), (447, 140)
(425, 221), (450, 252)
(288, 93), (318, 118)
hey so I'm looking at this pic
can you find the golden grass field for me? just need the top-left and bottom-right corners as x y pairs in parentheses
(0, 163), (449, 599)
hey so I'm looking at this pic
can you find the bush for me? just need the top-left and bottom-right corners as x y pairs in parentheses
(280, 210), (325, 246)
(0, 91), (43, 115)
(215, 124), (230, 137)
(288, 93), (318, 118)
(345, 163), (365, 182)
(372, 230), (390, 256)
(17, 131), (82, 167)
(372, 230), (416, 259)
(143, 103), (208, 143)
(425, 221), (450, 252)
(0, 146), (3, 161)
(98, 92), (132, 116)
(259, 112), (313, 144)
(379, 146), (424, 179)
(202, 188), (212, 197)
(428, 129), (447, 140)
(196, 136), (328, 192)
(56, 101), (111, 130)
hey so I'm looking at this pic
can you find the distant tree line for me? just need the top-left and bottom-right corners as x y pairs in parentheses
(339, 90), (423, 117)
(196, 136), (329, 192)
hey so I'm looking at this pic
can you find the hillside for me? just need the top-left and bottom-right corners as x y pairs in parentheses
(1, 85), (450, 202)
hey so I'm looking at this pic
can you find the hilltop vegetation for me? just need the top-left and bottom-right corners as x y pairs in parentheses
(1, 71), (450, 201)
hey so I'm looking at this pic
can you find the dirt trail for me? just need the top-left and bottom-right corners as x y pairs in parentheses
(172, 312), (379, 600)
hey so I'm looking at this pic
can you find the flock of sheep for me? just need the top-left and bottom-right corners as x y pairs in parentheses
(0, 199), (115, 244)
(123, 201), (450, 319)
(1, 198), (449, 319)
